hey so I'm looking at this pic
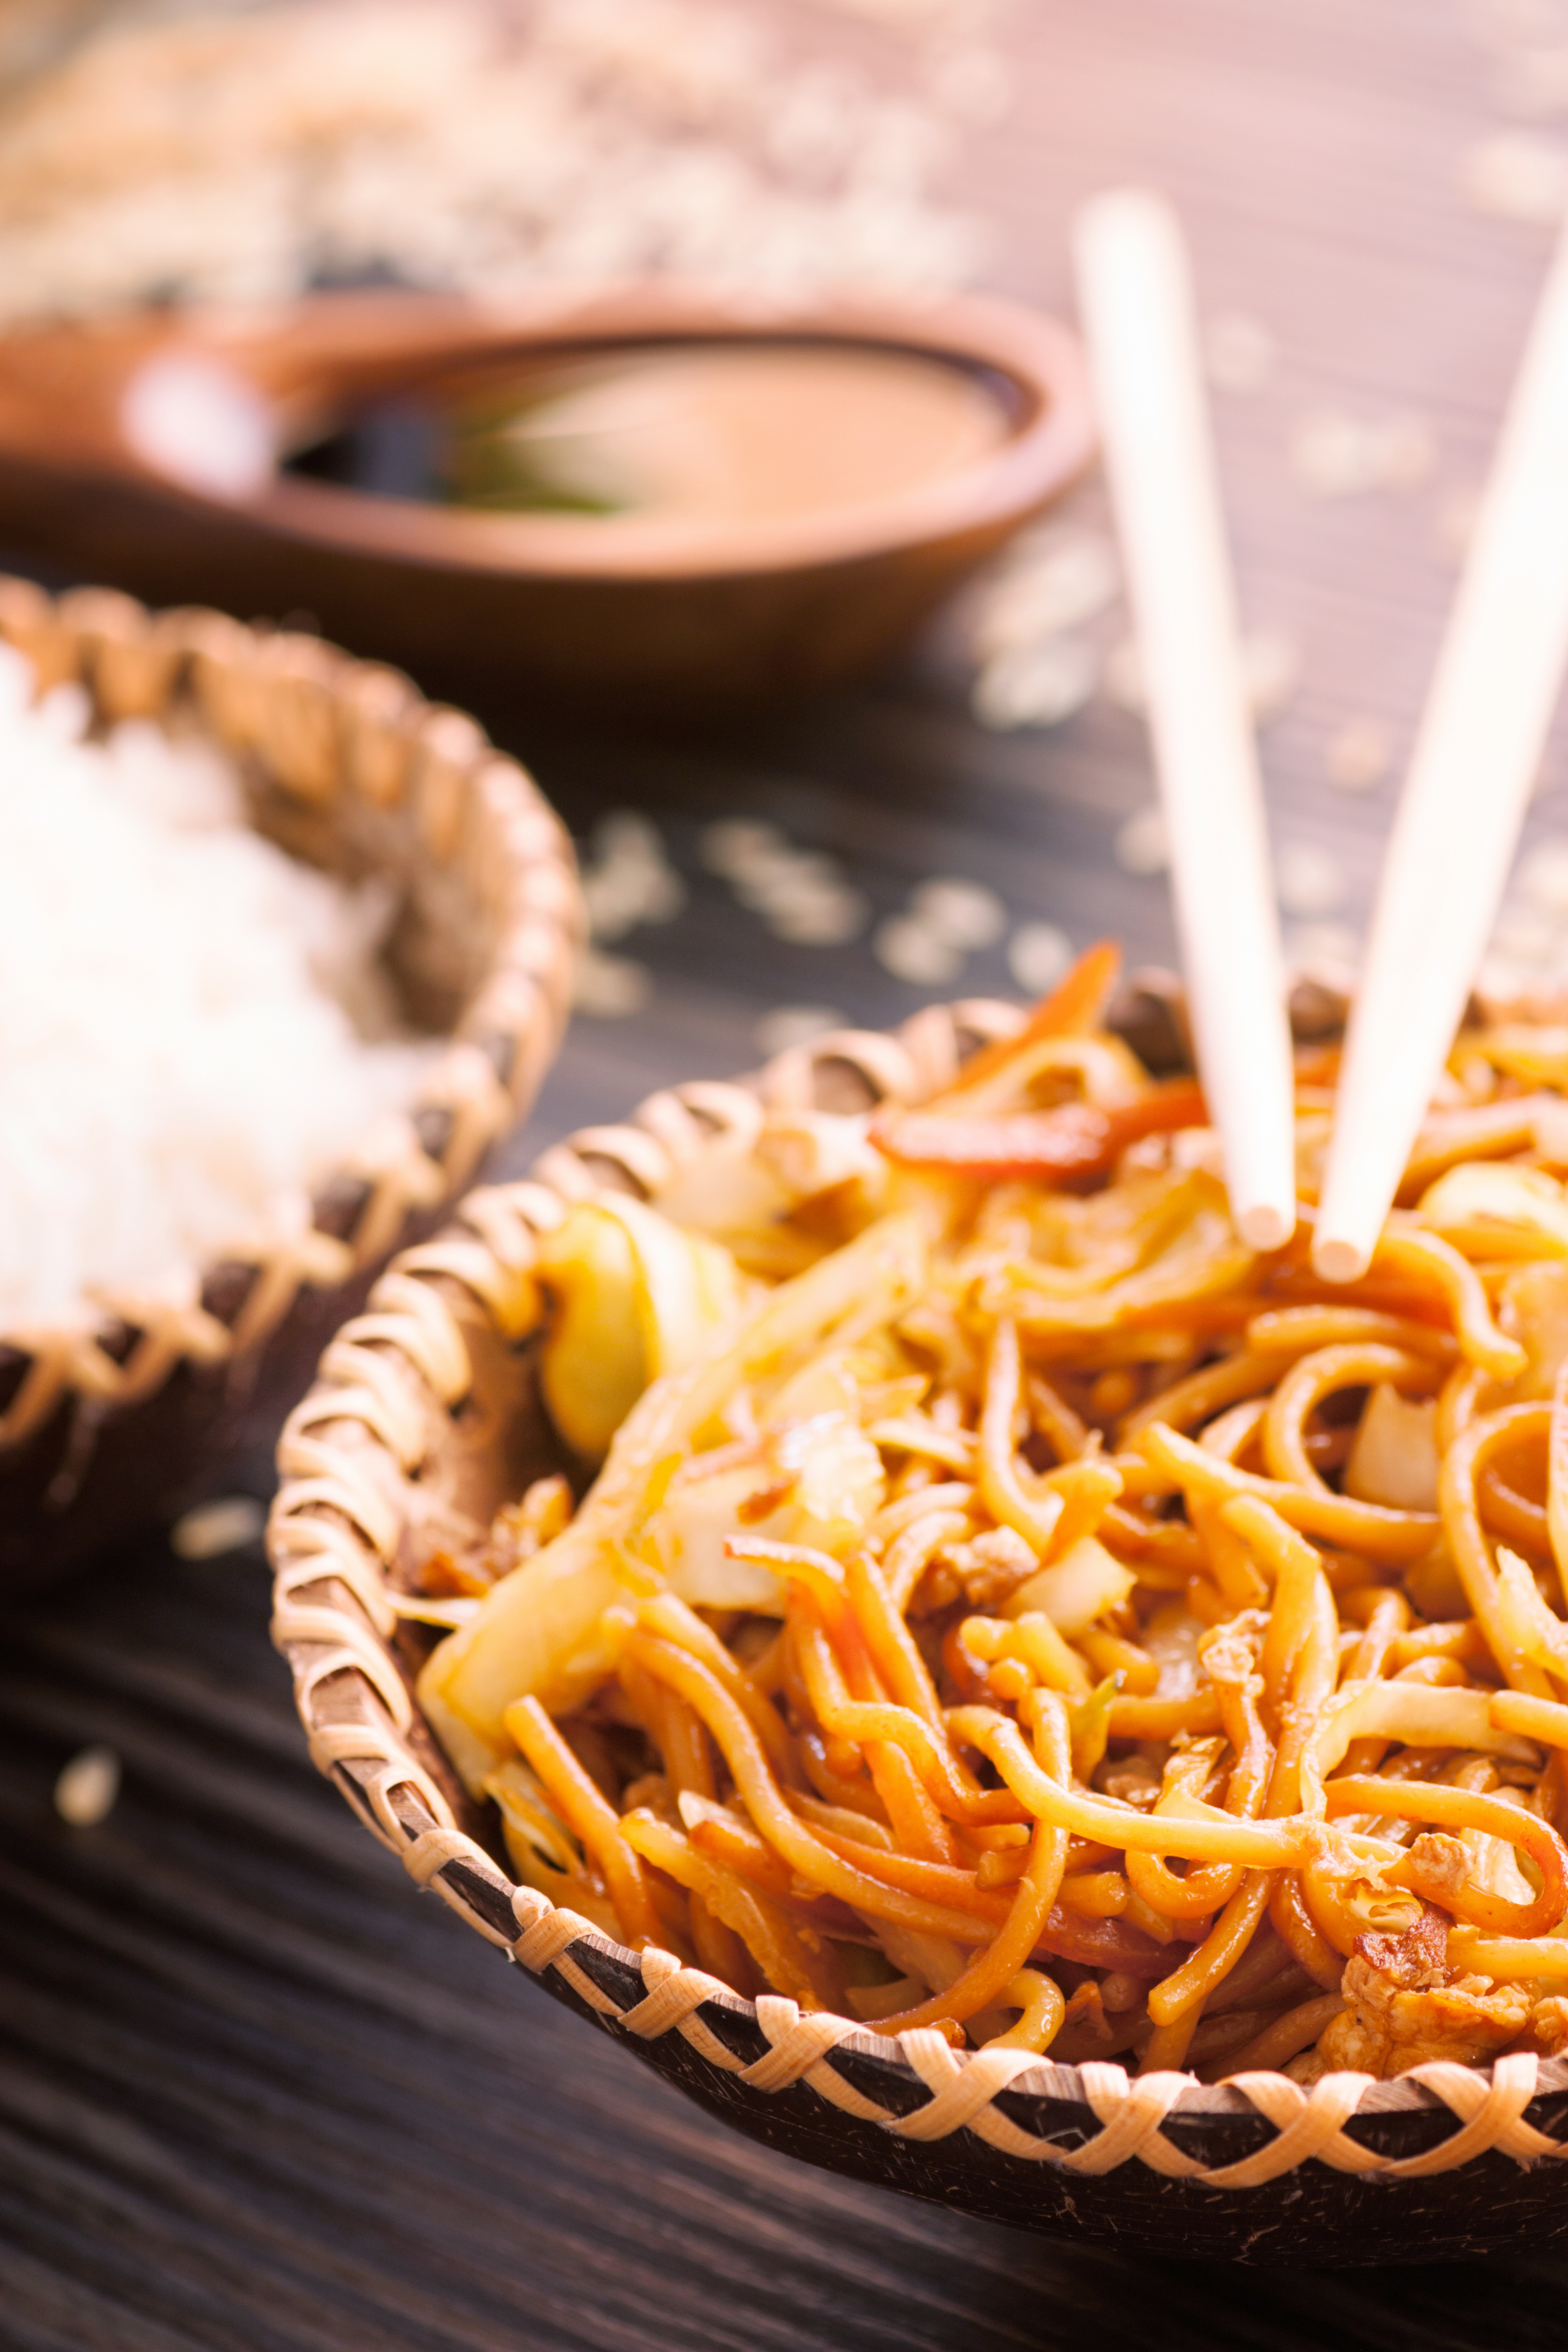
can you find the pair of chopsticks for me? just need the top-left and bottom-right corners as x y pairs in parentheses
(1073, 189), (1568, 1280)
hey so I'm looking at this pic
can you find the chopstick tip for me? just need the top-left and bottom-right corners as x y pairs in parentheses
(1237, 1202), (1294, 1253)
(1310, 1231), (1369, 1286)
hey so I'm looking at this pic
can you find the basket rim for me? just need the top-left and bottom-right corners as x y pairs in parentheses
(0, 571), (581, 1450)
(269, 988), (1568, 2188)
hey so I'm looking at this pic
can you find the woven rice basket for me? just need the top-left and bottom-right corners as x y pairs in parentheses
(0, 574), (579, 1591)
(269, 987), (1568, 2265)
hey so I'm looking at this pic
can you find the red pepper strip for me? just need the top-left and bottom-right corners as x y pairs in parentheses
(934, 940), (1123, 1106)
(1034, 1907), (1180, 1976)
(872, 1079), (1207, 1180)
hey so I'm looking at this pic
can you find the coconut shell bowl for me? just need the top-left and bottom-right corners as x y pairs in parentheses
(0, 283), (1094, 705)
(269, 987), (1568, 2267)
(0, 574), (580, 1593)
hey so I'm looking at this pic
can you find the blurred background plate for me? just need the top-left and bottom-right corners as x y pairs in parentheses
(0, 285), (1094, 705)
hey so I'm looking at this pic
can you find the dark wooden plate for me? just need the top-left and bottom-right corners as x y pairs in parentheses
(0, 282), (1095, 705)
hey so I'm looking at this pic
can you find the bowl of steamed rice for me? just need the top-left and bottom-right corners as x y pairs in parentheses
(272, 945), (1568, 2262)
(0, 573), (578, 1590)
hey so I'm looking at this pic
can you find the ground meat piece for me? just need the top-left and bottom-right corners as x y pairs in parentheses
(1394, 1831), (1474, 1923)
(1356, 1893), (1451, 1991)
(1316, 1921), (1530, 2076)
(939, 1525), (1037, 1607)
(1524, 1995), (1568, 2056)
(1094, 1756), (1162, 1809)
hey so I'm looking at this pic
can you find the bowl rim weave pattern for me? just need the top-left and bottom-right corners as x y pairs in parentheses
(268, 989), (1568, 2244)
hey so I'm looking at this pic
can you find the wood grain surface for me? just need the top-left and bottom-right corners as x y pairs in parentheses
(8, 0), (1568, 2339)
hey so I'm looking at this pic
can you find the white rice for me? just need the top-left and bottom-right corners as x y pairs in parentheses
(0, 645), (435, 1326)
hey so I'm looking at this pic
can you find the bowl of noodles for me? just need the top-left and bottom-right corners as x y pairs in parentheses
(270, 945), (1568, 2263)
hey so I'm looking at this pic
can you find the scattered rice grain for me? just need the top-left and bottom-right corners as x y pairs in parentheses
(1275, 841), (1347, 919)
(1243, 628), (1303, 721)
(171, 1495), (266, 1559)
(1326, 718), (1393, 792)
(1113, 805), (1169, 879)
(1289, 410), (1436, 498)
(1118, 627), (1304, 719)
(971, 527), (1119, 657)
(700, 820), (867, 945)
(873, 914), (965, 986)
(698, 818), (786, 880)
(581, 810), (685, 942)
(572, 947), (653, 1017)
(1284, 922), (1362, 983)
(1461, 130), (1568, 221)
(1490, 905), (1561, 965)
(1435, 486), (1483, 568)
(907, 876), (1006, 950)
(1006, 921), (1072, 994)
(972, 635), (1099, 730)
(0, 0), (997, 326)
(1204, 312), (1277, 393)
(754, 880), (869, 945)
(55, 1744), (121, 1828)
(1516, 835), (1568, 912)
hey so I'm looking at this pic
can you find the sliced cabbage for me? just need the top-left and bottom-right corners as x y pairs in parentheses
(1494, 1545), (1568, 1690)
(1141, 1601), (1207, 1698)
(1301, 1678), (1538, 1805)
(1475, 1025), (1568, 1092)
(1342, 1384), (1440, 1511)
(1004, 1534), (1134, 1635)
(417, 1212), (928, 1754)
(1500, 1259), (1568, 1397)
(1419, 1160), (1568, 1256)
(537, 1196), (748, 1456)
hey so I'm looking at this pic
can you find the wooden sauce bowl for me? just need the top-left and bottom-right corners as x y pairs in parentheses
(0, 284), (1095, 704)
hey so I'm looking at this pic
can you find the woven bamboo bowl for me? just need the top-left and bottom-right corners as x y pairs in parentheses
(0, 573), (579, 1593)
(269, 987), (1568, 2266)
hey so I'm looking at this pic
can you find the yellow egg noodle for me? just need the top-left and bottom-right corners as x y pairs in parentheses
(417, 946), (1568, 2083)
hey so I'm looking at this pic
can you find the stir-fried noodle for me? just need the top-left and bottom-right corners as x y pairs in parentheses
(418, 946), (1568, 2081)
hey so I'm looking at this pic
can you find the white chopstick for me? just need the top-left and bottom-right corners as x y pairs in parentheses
(1072, 189), (1296, 1252)
(1313, 211), (1568, 1283)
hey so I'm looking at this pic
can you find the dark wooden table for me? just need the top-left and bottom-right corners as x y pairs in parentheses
(9, 0), (1568, 2342)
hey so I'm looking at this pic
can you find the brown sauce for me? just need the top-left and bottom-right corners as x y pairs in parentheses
(290, 341), (1014, 533)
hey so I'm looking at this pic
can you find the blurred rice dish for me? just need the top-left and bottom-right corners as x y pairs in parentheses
(0, 0), (1006, 325)
(0, 643), (433, 1324)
